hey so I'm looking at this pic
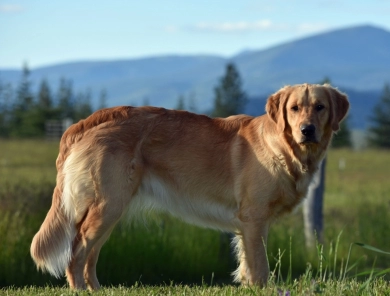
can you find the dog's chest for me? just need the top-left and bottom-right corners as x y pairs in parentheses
(270, 171), (313, 217)
(295, 172), (313, 197)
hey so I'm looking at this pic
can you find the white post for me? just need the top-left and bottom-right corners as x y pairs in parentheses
(303, 159), (326, 249)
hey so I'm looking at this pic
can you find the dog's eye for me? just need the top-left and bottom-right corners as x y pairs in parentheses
(316, 105), (324, 111)
(291, 106), (299, 112)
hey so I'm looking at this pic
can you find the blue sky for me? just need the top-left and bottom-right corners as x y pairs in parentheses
(1, 0), (390, 69)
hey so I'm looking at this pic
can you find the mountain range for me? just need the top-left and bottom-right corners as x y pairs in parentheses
(1, 24), (390, 129)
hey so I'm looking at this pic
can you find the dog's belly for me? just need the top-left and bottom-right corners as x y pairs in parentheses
(128, 174), (239, 232)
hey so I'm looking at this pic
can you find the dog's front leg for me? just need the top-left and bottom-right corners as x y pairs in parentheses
(236, 221), (269, 286)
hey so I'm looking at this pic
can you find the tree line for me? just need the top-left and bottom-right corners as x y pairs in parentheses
(0, 64), (106, 138)
(1, 62), (389, 149)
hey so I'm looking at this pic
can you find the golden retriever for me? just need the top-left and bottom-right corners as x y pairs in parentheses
(31, 83), (349, 290)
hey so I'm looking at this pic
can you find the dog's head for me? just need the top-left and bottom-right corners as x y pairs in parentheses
(266, 84), (349, 146)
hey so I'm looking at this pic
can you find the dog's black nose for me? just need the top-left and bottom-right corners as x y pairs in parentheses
(301, 124), (316, 137)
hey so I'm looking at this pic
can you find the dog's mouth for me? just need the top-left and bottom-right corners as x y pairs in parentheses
(299, 136), (319, 145)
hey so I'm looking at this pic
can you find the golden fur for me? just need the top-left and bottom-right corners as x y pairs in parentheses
(31, 83), (349, 290)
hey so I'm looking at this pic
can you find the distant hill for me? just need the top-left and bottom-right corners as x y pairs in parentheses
(0, 56), (227, 109)
(234, 25), (390, 93)
(1, 24), (389, 129)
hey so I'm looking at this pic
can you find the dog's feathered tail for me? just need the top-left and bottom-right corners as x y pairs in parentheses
(30, 184), (76, 278)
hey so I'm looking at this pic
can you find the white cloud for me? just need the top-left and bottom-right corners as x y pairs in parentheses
(193, 20), (275, 32)
(297, 23), (330, 33)
(164, 25), (179, 33)
(0, 4), (24, 13)
(189, 20), (330, 34)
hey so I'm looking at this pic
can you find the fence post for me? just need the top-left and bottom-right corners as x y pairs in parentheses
(303, 158), (326, 249)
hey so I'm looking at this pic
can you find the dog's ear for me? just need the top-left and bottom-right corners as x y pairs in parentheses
(325, 85), (350, 131)
(266, 87), (288, 132)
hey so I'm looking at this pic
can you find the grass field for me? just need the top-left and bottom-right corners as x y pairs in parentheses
(2, 278), (390, 295)
(0, 139), (389, 294)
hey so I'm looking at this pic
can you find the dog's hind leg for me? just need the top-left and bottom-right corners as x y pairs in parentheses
(65, 152), (141, 290)
(65, 202), (124, 290)
(83, 225), (116, 290)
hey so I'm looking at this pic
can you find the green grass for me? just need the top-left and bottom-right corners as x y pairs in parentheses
(267, 149), (390, 277)
(0, 139), (58, 185)
(0, 140), (389, 293)
(2, 278), (390, 295)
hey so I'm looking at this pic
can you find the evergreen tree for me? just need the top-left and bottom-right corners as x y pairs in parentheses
(10, 63), (41, 137)
(320, 76), (331, 85)
(38, 79), (53, 110)
(368, 83), (390, 148)
(0, 79), (6, 137)
(332, 118), (352, 148)
(16, 63), (34, 111)
(57, 78), (75, 119)
(187, 92), (197, 113)
(74, 89), (93, 121)
(33, 79), (57, 136)
(0, 82), (13, 137)
(175, 95), (185, 110)
(211, 63), (247, 117)
(142, 97), (150, 106)
(98, 88), (107, 110)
